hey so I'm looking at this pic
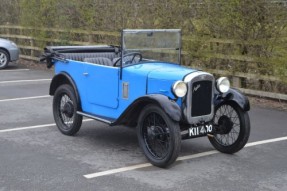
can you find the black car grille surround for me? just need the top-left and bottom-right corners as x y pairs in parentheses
(191, 81), (212, 117)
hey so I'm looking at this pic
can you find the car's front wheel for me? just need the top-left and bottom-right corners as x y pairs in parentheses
(53, 84), (83, 135)
(209, 102), (250, 154)
(0, 49), (9, 69)
(137, 104), (181, 167)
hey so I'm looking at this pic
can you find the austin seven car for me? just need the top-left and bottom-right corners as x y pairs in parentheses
(41, 29), (251, 167)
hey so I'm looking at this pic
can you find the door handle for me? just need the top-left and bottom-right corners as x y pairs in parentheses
(83, 72), (89, 76)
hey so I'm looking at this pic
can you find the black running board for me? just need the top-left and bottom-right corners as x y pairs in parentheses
(76, 111), (114, 125)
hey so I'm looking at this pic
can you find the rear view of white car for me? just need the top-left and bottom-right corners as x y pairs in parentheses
(0, 38), (19, 69)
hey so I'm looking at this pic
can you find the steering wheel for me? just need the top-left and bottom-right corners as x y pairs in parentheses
(113, 52), (142, 67)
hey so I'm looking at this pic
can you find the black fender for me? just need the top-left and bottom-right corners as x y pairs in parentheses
(111, 94), (182, 126)
(49, 72), (82, 109)
(214, 88), (250, 111)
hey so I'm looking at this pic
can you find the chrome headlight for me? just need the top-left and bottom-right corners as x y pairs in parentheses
(172, 81), (187, 97)
(216, 77), (230, 93)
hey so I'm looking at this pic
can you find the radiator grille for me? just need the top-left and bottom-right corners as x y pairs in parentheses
(191, 81), (212, 117)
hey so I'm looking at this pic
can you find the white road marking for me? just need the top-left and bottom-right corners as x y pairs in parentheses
(84, 163), (153, 179)
(0, 95), (51, 102)
(83, 136), (287, 179)
(0, 79), (51, 84)
(177, 150), (219, 161)
(83, 150), (219, 179)
(0, 69), (30, 72)
(0, 123), (56, 133)
(0, 119), (94, 133)
(245, 136), (287, 147)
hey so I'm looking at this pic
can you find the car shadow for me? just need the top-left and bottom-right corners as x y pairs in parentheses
(78, 123), (214, 158)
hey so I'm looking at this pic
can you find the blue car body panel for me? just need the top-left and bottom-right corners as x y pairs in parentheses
(54, 60), (196, 120)
(83, 63), (119, 109)
(146, 62), (196, 100)
(147, 63), (196, 80)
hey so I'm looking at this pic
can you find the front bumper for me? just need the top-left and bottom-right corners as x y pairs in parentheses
(8, 47), (20, 61)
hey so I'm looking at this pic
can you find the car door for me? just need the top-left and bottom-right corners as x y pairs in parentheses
(83, 64), (119, 109)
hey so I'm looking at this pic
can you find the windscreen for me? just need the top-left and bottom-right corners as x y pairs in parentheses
(122, 29), (181, 64)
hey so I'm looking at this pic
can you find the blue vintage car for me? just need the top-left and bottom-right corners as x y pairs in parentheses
(41, 29), (250, 167)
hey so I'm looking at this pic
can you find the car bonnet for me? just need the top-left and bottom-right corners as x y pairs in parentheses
(146, 62), (197, 81)
(0, 38), (12, 44)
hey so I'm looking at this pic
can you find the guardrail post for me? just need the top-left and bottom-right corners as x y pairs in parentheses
(88, 34), (93, 44)
(30, 38), (34, 58)
(232, 76), (241, 88)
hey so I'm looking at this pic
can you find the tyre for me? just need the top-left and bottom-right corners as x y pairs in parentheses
(137, 104), (181, 167)
(0, 49), (9, 69)
(53, 84), (83, 135)
(208, 102), (250, 154)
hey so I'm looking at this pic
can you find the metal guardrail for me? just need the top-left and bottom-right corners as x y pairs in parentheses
(0, 25), (286, 100)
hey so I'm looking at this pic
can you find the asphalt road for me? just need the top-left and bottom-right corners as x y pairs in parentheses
(0, 64), (286, 191)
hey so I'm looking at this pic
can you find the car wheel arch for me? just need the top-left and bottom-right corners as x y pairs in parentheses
(214, 88), (250, 112)
(0, 48), (10, 61)
(112, 94), (182, 127)
(50, 72), (82, 110)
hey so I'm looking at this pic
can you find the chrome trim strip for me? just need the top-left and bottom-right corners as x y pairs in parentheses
(77, 111), (112, 124)
(184, 71), (211, 83)
(122, 82), (129, 99)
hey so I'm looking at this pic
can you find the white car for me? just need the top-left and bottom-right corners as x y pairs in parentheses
(0, 38), (20, 69)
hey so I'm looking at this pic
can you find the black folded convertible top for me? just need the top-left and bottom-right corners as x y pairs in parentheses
(40, 45), (120, 68)
(45, 45), (117, 53)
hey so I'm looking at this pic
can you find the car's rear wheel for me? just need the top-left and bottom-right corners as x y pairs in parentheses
(208, 102), (250, 154)
(0, 49), (9, 69)
(53, 84), (82, 135)
(137, 104), (181, 167)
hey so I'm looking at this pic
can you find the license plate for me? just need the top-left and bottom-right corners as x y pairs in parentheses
(188, 124), (213, 137)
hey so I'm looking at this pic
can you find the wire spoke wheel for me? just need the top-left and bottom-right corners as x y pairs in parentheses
(213, 104), (240, 146)
(143, 112), (170, 160)
(209, 102), (250, 154)
(59, 94), (74, 129)
(53, 84), (82, 136)
(137, 104), (181, 167)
